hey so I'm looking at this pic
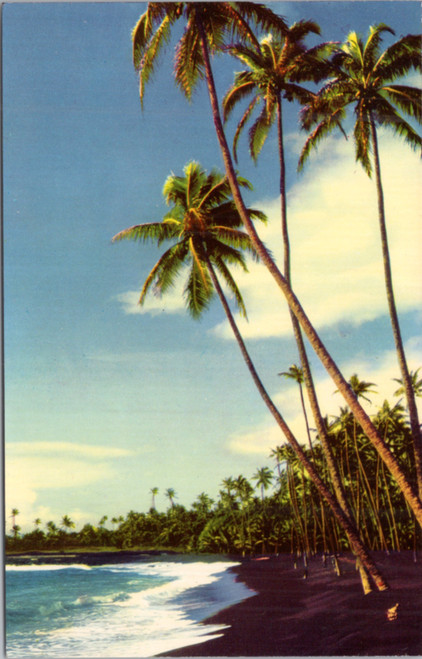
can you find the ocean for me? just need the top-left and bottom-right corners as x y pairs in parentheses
(5, 554), (255, 657)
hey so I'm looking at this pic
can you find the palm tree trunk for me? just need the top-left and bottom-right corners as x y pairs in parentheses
(277, 95), (362, 534)
(195, 13), (422, 525)
(369, 114), (422, 499)
(204, 252), (389, 591)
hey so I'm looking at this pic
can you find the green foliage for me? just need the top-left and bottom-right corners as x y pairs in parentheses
(6, 389), (420, 556)
(299, 24), (422, 174)
(113, 161), (266, 320)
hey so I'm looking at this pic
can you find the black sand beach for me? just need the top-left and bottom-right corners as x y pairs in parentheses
(163, 552), (422, 656)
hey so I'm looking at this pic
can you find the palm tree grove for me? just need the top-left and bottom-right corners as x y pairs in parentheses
(5, 3), (422, 653)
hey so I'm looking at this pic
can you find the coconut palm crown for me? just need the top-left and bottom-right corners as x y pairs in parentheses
(299, 24), (422, 173)
(113, 162), (266, 319)
(222, 21), (334, 162)
(132, 2), (288, 106)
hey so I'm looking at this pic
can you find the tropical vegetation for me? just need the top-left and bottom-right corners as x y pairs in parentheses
(5, 385), (420, 561)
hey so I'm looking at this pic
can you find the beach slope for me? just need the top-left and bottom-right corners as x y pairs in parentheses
(164, 552), (422, 656)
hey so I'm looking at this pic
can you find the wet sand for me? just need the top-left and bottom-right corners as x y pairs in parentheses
(164, 552), (422, 656)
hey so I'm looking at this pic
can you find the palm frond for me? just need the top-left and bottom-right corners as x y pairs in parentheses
(230, 2), (288, 43)
(354, 106), (372, 176)
(375, 34), (422, 80)
(198, 172), (230, 209)
(153, 241), (190, 296)
(380, 85), (422, 123)
(249, 101), (275, 162)
(222, 71), (256, 122)
(184, 248), (213, 318)
(174, 16), (205, 100)
(112, 222), (179, 245)
(363, 23), (394, 71)
(226, 42), (264, 71)
(232, 96), (260, 163)
(138, 241), (186, 305)
(375, 102), (422, 152)
(298, 107), (347, 171)
(210, 228), (260, 260)
(288, 19), (321, 42)
(212, 254), (248, 318)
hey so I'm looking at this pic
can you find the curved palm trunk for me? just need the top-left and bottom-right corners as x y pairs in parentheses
(195, 12), (422, 525)
(204, 253), (389, 591)
(369, 115), (422, 498)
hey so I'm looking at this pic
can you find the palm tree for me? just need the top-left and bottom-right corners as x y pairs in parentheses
(252, 466), (273, 502)
(46, 520), (58, 537)
(61, 515), (75, 533)
(348, 375), (377, 403)
(131, 4), (422, 525)
(279, 365), (314, 451)
(300, 24), (422, 495)
(150, 487), (159, 510)
(113, 161), (389, 590)
(394, 369), (422, 399)
(10, 508), (19, 530)
(165, 488), (177, 508)
(33, 517), (42, 529)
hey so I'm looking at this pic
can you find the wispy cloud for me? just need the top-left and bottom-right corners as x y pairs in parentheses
(115, 287), (186, 316)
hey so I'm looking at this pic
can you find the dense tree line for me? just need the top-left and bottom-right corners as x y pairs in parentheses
(6, 382), (420, 559)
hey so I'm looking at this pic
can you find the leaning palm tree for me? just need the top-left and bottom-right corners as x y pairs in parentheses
(279, 365), (314, 451)
(131, 4), (422, 524)
(165, 488), (177, 509)
(113, 161), (389, 591)
(300, 24), (422, 495)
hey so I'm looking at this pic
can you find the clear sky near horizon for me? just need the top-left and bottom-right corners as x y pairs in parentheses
(3, 1), (422, 532)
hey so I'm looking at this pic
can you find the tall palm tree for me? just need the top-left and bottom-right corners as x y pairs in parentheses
(252, 466), (273, 502)
(10, 508), (19, 531)
(300, 24), (422, 495)
(165, 488), (177, 508)
(150, 487), (159, 510)
(113, 161), (388, 590)
(279, 365), (314, 451)
(131, 4), (422, 524)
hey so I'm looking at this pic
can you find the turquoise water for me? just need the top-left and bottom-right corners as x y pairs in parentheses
(6, 557), (255, 657)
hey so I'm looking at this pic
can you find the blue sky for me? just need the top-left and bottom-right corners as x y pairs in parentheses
(4, 1), (421, 532)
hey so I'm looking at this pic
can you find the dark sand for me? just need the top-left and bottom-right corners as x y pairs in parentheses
(164, 552), (422, 656)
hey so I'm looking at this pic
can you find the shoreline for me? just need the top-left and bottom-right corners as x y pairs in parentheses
(163, 552), (422, 657)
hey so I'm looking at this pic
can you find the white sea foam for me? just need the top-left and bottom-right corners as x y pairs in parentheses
(7, 559), (254, 657)
(6, 563), (92, 571)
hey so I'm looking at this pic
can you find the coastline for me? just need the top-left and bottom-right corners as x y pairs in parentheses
(163, 552), (422, 657)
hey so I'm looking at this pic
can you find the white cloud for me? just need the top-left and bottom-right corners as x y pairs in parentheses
(227, 337), (422, 458)
(115, 287), (186, 316)
(213, 132), (422, 340)
(5, 442), (134, 532)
